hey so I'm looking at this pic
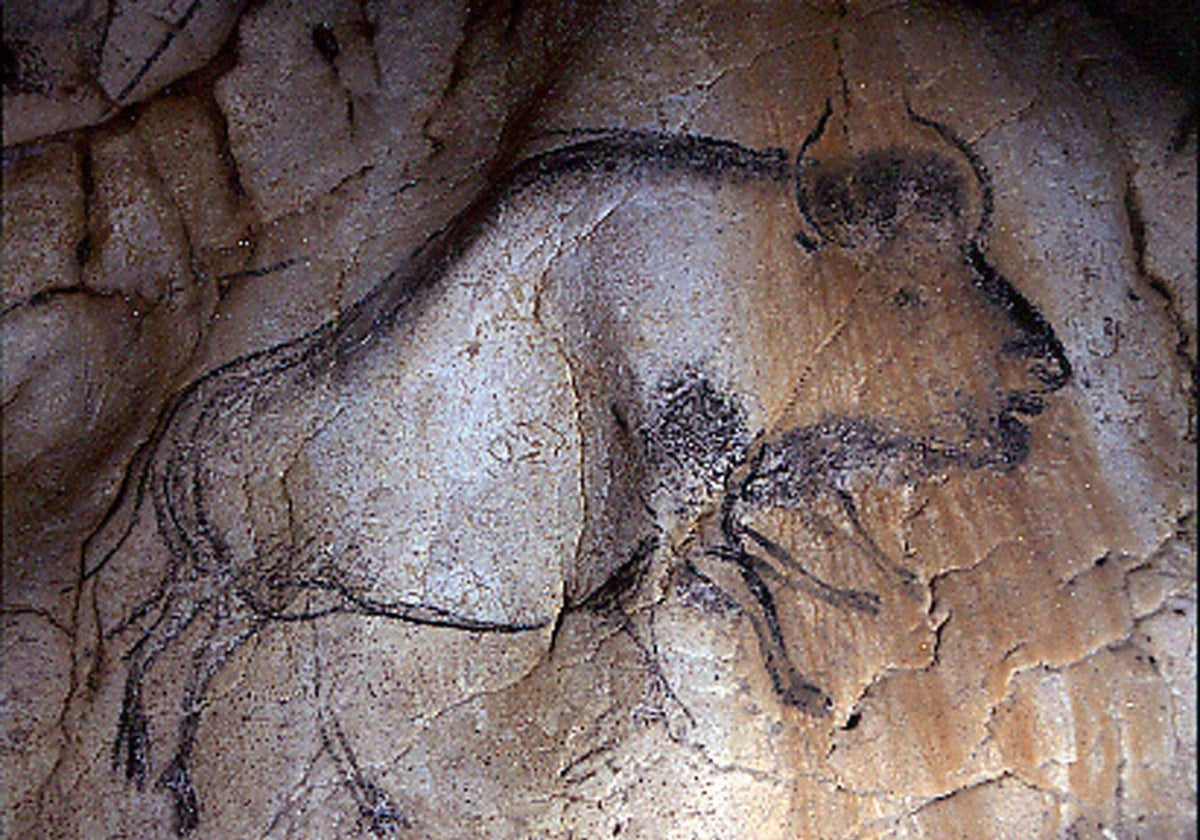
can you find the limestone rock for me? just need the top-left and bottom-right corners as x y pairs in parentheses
(2, 2), (1195, 838)
(1, 0), (243, 147)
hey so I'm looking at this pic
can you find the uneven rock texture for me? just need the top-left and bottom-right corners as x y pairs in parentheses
(2, 1), (1195, 838)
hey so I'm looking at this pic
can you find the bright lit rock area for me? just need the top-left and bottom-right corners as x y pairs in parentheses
(2, 1), (1195, 837)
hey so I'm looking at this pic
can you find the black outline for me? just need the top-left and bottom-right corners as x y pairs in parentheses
(81, 118), (1073, 834)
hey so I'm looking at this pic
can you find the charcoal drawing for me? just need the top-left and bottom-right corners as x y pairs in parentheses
(81, 105), (1070, 834)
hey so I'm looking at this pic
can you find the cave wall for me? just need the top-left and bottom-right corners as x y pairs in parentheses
(1, 1), (1195, 837)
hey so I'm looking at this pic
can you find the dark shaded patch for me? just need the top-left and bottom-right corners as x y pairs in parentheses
(611, 401), (631, 436)
(644, 373), (751, 492)
(739, 419), (922, 508)
(796, 149), (966, 247)
(0, 38), (48, 95)
(841, 710), (861, 731)
(739, 411), (1039, 514)
(1169, 99), (1197, 154)
(992, 411), (1031, 467)
(0, 41), (18, 90)
(1082, 0), (1199, 92)
(75, 235), (93, 267)
(1081, 0), (1199, 153)
(312, 22), (340, 64)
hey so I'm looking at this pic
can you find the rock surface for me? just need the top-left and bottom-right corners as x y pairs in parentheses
(2, 1), (1195, 838)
